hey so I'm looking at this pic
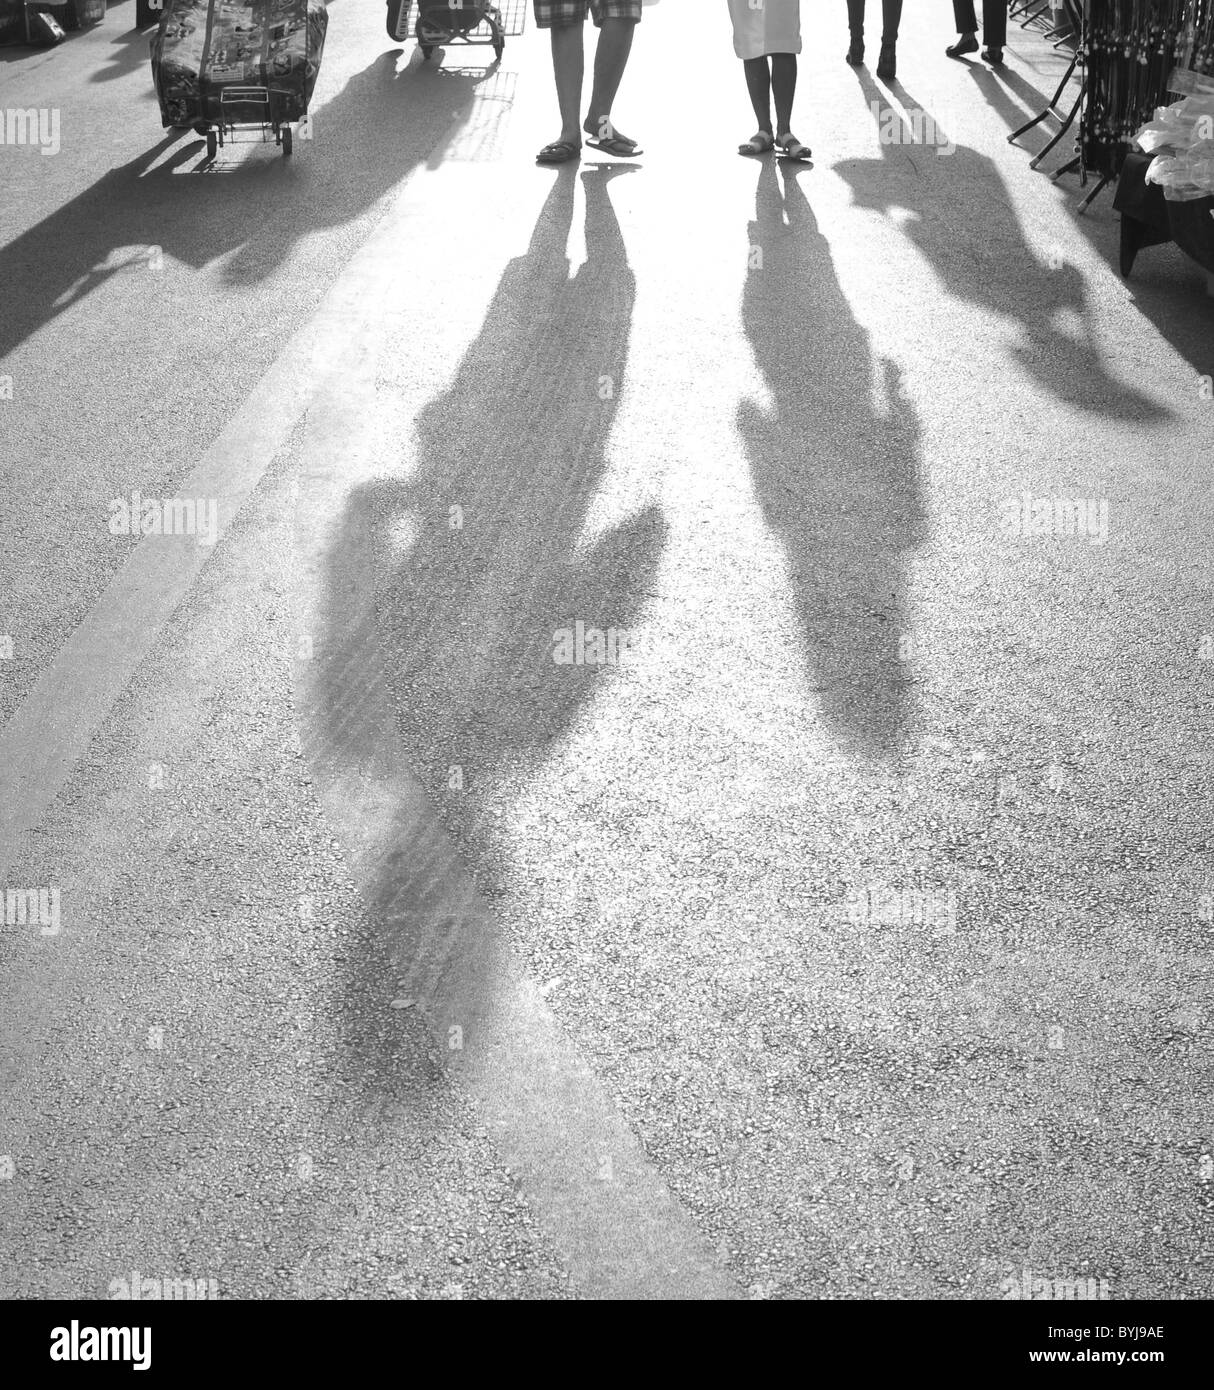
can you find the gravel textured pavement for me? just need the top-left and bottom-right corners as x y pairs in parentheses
(1, 0), (1212, 1301)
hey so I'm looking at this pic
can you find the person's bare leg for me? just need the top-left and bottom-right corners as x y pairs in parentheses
(771, 53), (798, 141)
(584, 17), (637, 147)
(551, 22), (585, 148)
(738, 56), (775, 153)
(743, 56), (774, 133)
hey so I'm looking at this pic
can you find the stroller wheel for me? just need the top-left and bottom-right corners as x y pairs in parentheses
(205, 130), (217, 159)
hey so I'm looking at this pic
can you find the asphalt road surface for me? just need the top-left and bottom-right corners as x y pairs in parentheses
(1, 0), (1212, 1301)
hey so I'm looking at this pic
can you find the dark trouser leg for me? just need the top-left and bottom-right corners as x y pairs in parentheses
(983, 0), (1008, 48)
(847, 0), (865, 38)
(953, 0), (978, 32)
(743, 56), (773, 133)
(882, 0), (903, 42)
(771, 53), (797, 135)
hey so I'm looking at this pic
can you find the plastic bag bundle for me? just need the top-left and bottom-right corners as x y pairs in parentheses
(1145, 144), (1214, 200)
(1132, 96), (1214, 150)
(1133, 104), (1189, 152)
(1167, 66), (1214, 99)
(1132, 90), (1214, 198)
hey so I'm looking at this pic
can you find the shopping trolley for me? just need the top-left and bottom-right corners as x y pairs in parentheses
(150, 0), (328, 160)
(385, 0), (527, 60)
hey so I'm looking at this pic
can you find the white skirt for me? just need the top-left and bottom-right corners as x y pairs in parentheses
(727, 0), (802, 60)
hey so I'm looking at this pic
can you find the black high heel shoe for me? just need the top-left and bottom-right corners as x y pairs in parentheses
(876, 40), (896, 79)
(846, 34), (864, 65)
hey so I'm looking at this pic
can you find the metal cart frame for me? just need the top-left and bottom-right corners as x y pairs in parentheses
(199, 83), (300, 158)
(388, 0), (527, 61)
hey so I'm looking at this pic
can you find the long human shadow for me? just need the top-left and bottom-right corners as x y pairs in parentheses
(924, 57), (1212, 378)
(971, 58), (1072, 123)
(0, 48), (483, 362)
(838, 70), (1169, 423)
(316, 165), (668, 1064)
(740, 158), (925, 760)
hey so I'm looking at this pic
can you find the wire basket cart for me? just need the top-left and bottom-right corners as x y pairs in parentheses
(204, 85), (302, 158)
(386, 0), (527, 60)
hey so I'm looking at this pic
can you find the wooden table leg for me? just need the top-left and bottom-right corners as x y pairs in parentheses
(1119, 213), (1147, 278)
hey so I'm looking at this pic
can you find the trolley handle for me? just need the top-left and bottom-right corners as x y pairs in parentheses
(220, 86), (270, 105)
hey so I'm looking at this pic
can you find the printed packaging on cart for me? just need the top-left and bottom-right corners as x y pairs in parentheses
(150, 0), (328, 132)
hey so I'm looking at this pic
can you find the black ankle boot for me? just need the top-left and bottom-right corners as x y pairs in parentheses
(876, 40), (896, 79)
(846, 33), (864, 65)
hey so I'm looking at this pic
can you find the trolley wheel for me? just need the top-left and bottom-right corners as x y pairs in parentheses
(281, 126), (293, 157)
(206, 130), (217, 159)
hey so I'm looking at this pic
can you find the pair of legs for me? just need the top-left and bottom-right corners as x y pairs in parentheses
(542, 3), (640, 160)
(846, 0), (904, 45)
(845, 0), (903, 77)
(740, 55), (810, 160)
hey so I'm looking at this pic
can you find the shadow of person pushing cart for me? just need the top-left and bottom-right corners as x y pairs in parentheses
(310, 164), (668, 1071)
(0, 48), (487, 365)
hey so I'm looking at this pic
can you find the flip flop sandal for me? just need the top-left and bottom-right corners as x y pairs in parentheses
(586, 135), (642, 158)
(778, 138), (813, 161)
(536, 140), (581, 164)
(739, 132), (776, 156)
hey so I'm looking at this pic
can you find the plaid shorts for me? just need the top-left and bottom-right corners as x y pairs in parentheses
(533, 0), (643, 28)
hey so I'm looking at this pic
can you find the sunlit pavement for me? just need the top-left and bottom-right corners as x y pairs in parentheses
(1, 0), (1212, 1300)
